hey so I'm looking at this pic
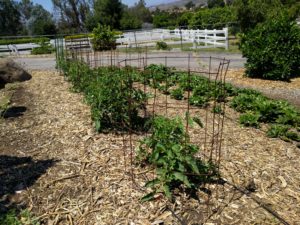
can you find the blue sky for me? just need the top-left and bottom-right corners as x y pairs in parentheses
(21, 0), (175, 12)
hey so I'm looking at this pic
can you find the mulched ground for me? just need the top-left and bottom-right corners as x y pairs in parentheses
(0, 70), (299, 225)
(226, 69), (300, 108)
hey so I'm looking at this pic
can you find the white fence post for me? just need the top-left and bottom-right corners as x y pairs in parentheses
(224, 27), (229, 50)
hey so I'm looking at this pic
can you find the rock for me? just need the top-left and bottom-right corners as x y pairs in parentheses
(0, 59), (32, 89)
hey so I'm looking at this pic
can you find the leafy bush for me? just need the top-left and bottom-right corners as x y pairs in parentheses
(92, 24), (116, 51)
(156, 41), (171, 51)
(31, 40), (54, 55)
(189, 7), (236, 29)
(212, 105), (224, 114)
(240, 14), (300, 80)
(239, 112), (260, 128)
(0, 37), (50, 45)
(170, 88), (184, 100)
(136, 116), (217, 201)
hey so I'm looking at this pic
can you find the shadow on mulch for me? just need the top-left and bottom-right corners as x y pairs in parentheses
(0, 155), (57, 214)
(2, 106), (27, 119)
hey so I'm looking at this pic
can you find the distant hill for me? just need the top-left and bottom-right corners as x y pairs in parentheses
(149, 0), (208, 11)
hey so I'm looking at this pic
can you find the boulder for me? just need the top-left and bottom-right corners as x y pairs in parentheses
(0, 59), (32, 89)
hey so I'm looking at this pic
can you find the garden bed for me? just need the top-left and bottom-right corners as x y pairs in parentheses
(0, 70), (299, 224)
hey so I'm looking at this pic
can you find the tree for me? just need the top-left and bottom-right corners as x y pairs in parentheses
(233, 0), (282, 32)
(0, 0), (22, 36)
(185, 1), (195, 10)
(52, 0), (91, 32)
(28, 4), (56, 35)
(94, 0), (123, 29)
(207, 0), (225, 8)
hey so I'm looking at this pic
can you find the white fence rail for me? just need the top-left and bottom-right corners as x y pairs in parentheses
(116, 28), (229, 50)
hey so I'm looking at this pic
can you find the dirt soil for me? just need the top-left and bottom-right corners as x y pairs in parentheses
(0, 70), (300, 225)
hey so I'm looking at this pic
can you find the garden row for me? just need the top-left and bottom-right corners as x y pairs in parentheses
(59, 60), (300, 200)
(143, 64), (300, 144)
(59, 59), (219, 201)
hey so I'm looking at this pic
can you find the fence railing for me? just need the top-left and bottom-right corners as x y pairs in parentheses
(116, 28), (229, 50)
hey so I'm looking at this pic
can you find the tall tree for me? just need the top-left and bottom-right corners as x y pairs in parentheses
(28, 4), (56, 35)
(0, 0), (22, 36)
(94, 0), (123, 29)
(52, 0), (91, 32)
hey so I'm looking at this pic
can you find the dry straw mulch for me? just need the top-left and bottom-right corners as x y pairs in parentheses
(0, 70), (299, 224)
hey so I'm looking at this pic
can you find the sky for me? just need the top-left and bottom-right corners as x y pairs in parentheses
(21, 0), (176, 12)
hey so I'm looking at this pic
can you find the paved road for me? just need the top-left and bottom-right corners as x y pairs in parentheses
(12, 51), (246, 71)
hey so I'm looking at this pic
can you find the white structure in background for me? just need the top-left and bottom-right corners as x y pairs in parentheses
(174, 28), (229, 50)
(116, 28), (229, 50)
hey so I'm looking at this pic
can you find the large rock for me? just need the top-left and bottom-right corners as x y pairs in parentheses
(0, 59), (32, 89)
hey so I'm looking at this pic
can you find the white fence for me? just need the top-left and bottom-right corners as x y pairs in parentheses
(116, 28), (229, 50)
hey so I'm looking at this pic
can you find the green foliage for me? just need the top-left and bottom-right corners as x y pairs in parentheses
(94, 0), (123, 29)
(267, 124), (300, 142)
(153, 11), (178, 28)
(61, 60), (147, 132)
(170, 88), (184, 100)
(136, 116), (217, 201)
(0, 37), (50, 45)
(240, 13), (300, 80)
(207, 0), (225, 8)
(156, 41), (171, 50)
(31, 40), (54, 55)
(0, 209), (40, 225)
(0, 0), (22, 35)
(212, 105), (224, 114)
(190, 7), (236, 29)
(92, 24), (117, 51)
(231, 90), (300, 134)
(239, 112), (260, 128)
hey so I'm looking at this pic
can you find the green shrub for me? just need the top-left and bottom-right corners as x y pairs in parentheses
(31, 40), (54, 55)
(0, 37), (50, 45)
(92, 24), (116, 51)
(239, 112), (260, 128)
(136, 116), (217, 201)
(240, 13), (300, 80)
(156, 41), (171, 51)
(170, 88), (184, 100)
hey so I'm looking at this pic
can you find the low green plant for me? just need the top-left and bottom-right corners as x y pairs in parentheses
(156, 41), (172, 51)
(0, 209), (40, 225)
(239, 112), (260, 128)
(267, 124), (300, 142)
(170, 88), (184, 100)
(136, 116), (217, 201)
(212, 105), (224, 114)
